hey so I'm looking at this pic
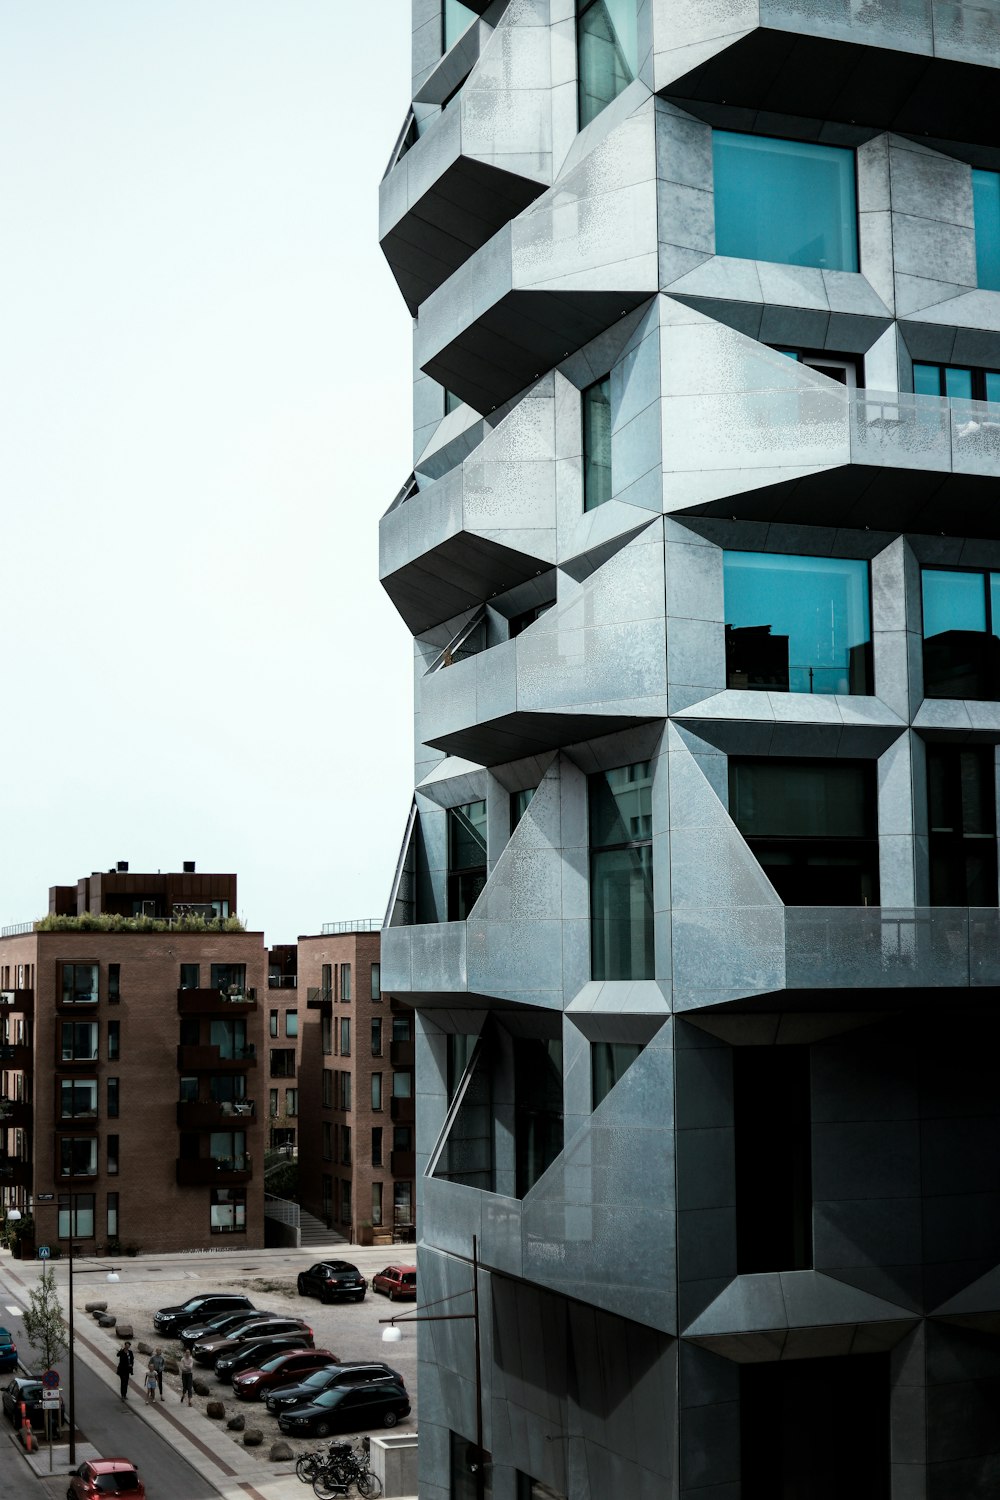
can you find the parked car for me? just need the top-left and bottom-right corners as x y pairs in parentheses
(276, 1380), (410, 1436)
(153, 1293), (254, 1337)
(0, 1328), (17, 1372)
(265, 1361), (404, 1414)
(67, 1458), (145, 1497)
(177, 1309), (281, 1349)
(214, 1333), (315, 1382)
(193, 1317), (312, 1367)
(232, 1348), (339, 1400)
(296, 1260), (368, 1304)
(371, 1264), (417, 1301)
(3, 1374), (64, 1431)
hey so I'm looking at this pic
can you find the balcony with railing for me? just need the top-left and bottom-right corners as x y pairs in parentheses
(177, 987), (257, 1014)
(390, 1149), (416, 1178)
(0, 1043), (32, 1071)
(0, 1156), (32, 1187)
(390, 1038), (415, 1068)
(784, 906), (1000, 990)
(176, 1153), (253, 1186)
(391, 1095), (415, 1124)
(0, 1099), (31, 1130)
(306, 987), (334, 1009)
(176, 1099), (256, 1129)
(0, 988), (33, 1014)
(177, 1044), (257, 1071)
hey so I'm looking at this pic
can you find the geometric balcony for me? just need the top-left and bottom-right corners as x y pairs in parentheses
(0, 1044), (33, 1071)
(390, 1096), (415, 1124)
(0, 988), (33, 1014)
(177, 988), (257, 1015)
(0, 1100), (31, 1130)
(390, 1149), (416, 1178)
(784, 906), (1000, 992)
(654, 0), (1000, 147)
(176, 1155), (252, 1186)
(0, 1157), (32, 1187)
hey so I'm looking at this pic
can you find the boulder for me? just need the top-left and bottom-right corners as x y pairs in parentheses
(97, 1315), (116, 1328)
(193, 1379), (212, 1397)
(226, 1414), (245, 1431)
(84, 1301), (107, 1313)
(115, 1324), (133, 1340)
(137, 1341), (153, 1357)
(163, 1358), (179, 1374)
(206, 1401), (225, 1420)
(269, 1441), (293, 1462)
(242, 1428), (263, 1447)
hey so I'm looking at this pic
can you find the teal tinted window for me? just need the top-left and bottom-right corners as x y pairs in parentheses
(987, 373), (1000, 403)
(973, 169), (1000, 291)
(590, 762), (654, 980)
(922, 568), (1000, 700)
(443, 0), (476, 51)
(511, 787), (536, 831)
(713, 133), (858, 272)
(914, 363), (999, 403)
(582, 374), (612, 510)
(724, 552), (872, 695)
(923, 570), (987, 639)
(577, 0), (638, 128)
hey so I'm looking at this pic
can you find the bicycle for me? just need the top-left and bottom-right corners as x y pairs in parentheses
(311, 1438), (382, 1499)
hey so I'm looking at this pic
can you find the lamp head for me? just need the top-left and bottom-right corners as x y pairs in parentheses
(382, 1324), (402, 1344)
(5, 1209), (21, 1222)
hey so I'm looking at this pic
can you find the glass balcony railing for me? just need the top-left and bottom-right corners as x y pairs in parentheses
(784, 906), (1000, 988)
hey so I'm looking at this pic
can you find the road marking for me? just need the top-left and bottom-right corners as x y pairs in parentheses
(4, 1306), (22, 1317)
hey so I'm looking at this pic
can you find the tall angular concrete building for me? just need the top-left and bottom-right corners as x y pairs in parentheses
(379, 4), (1000, 1496)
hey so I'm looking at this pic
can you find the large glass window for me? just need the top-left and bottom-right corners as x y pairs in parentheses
(58, 1193), (95, 1240)
(582, 375), (612, 511)
(370, 962), (381, 1000)
(60, 1079), (97, 1120)
(448, 800), (488, 920)
(211, 1188), (246, 1233)
(724, 552), (872, 695)
(922, 568), (1000, 700)
(372, 1018), (383, 1056)
(713, 132), (858, 272)
(913, 362), (1000, 403)
(340, 964), (351, 1001)
(210, 1018), (248, 1060)
(270, 1048), (296, 1078)
(372, 1072), (383, 1111)
(285, 1011), (298, 1038)
(61, 963), (98, 1006)
(577, 0), (638, 129)
(729, 758), (878, 906)
(928, 744), (998, 906)
(60, 1022), (98, 1062)
(340, 1018), (351, 1056)
(60, 1137), (98, 1177)
(211, 963), (246, 998)
(443, 0), (476, 52)
(589, 762), (654, 979)
(209, 1129), (247, 1170)
(973, 168), (1000, 291)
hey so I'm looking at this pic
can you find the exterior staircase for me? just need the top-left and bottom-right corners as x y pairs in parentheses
(299, 1208), (346, 1247)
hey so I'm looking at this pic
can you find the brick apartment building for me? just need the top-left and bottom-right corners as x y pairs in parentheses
(0, 864), (266, 1253)
(266, 944), (300, 1152)
(297, 922), (415, 1246)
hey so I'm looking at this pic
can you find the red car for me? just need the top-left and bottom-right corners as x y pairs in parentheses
(371, 1265), (417, 1301)
(67, 1457), (145, 1497)
(232, 1347), (339, 1401)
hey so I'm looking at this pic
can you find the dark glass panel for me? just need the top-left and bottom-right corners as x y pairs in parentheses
(514, 1037), (563, 1197)
(928, 744), (998, 905)
(590, 845), (654, 978)
(582, 374), (612, 510)
(591, 1041), (642, 1108)
(577, 0), (637, 128)
(734, 1046), (811, 1273)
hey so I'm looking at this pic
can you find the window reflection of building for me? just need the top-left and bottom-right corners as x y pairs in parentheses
(724, 552), (872, 695)
(922, 568), (1000, 700)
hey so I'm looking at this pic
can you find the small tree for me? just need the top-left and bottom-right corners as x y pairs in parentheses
(22, 1265), (68, 1375)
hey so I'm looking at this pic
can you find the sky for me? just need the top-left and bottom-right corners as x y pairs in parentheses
(1, 4), (416, 942)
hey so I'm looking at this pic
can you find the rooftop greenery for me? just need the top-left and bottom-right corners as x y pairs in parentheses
(34, 913), (245, 934)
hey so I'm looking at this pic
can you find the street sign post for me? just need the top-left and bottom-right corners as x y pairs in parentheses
(36, 1246), (50, 1259)
(41, 1370), (60, 1389)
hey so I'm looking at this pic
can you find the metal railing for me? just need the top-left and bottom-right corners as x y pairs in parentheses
(0, 922), (35, 938)
(321, 918), (381, 934)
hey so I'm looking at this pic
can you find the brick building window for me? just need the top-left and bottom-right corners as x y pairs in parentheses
(372, 1127), (383, 1167)
(341, 964), (352, 1001)
(270, 1049), (295, 1078)
(371, 963), (381, 1000)
(107, 1077), (119, 1119)
(372, 1019), (382, 1056)
(60, 1138), (97, 1177)
(285, 1011), (298, 1038)
(392, 1016), (412, 1043)
(269, 1010), (279, 1038)
(58, 1193), (94, 1239)
(372, 1073), (383, 1111)
(341, 1180), (352, 1225)
(341, 1126), (352, 1166)
(60, 963), (99, 1006)
(339, 1072), (352, 1111)
(286, 1088), (298, 1117)
(323, 1123), (333, 1161)
(211, 1188), (246, 1234)
(372, 1182), (383, 1226)
(321, 1011), (332, 1054)
(108, 964), (121, 1003)
(322, 963), (333, 1000)
(269, 1089), (279, 1117)
(107, 1192), (118, 1241)
(60, 1079), (97, 1120)
(180, 963), (200, 989)
(60, 1022), (98, 1062)
(107, 1134), (119, 1176)
(322, 1070), (333, 1108)
(340, 1019), (351, 1057)
(108, 1021), (120, 1061)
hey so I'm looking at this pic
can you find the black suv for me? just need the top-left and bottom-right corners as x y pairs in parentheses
(265, 1361), (403, 1414)
(153, 1293), (255, 1337)
(296, 1261), (367, 1304)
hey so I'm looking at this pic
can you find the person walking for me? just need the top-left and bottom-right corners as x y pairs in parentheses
(143, 1361), (157, 1406)
(151, 1347), (165, 1401)
(180, 1348), (194, 1406)
(116, 1341), (134, 1402)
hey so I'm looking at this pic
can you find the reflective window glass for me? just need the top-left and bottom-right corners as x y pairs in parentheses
(944, 366), (974, 400)
(443, 0), (476, 51)
(729, 758), (878, 906)
(973, 168), (1000, 291)
(514, 1036), (563, 1197)
(914, 362), (1000, 402)
(987, 372), (1000, 404)
(913, 363), (942, 398)
(448, 800), (488, 920)
(928, 744), (998, 906)
(582, 375), (612, 510)
(724, 552), (872, 695)
(592, 1041), (642, 1108)
(577, 0), (638, 128)
(590, 762), (654, 980)
(510, 787), (536, 831)
(921, 568), (1000, 701)
(713, 132), (858, 272)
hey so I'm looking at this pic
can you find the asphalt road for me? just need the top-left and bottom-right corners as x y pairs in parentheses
(0, 1263), (218, 1500)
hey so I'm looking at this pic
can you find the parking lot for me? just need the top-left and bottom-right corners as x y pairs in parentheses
(25, 1244), (420, 1463)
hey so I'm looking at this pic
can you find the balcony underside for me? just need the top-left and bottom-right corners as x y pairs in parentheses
(680, 464), (1000, 539)
(663, 29), (1000, 147)
(423, 289), (650, 414)
(425, 710), (658, 765)
(382, 531), (551, 635)
(382, 158), (545, 315)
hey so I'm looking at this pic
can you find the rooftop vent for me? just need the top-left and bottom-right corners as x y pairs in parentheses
(183, 861), (196, 873)
(117, 861), (129, 872)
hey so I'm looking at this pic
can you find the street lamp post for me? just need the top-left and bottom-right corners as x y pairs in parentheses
(62, 1190), (119, 1464)
(379, 1234), (486, 1500)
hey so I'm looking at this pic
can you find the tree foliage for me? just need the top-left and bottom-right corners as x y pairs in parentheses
(22, 1266), (68, 1374)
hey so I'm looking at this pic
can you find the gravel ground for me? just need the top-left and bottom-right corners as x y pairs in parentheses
(30, 1245), (420, 1466)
